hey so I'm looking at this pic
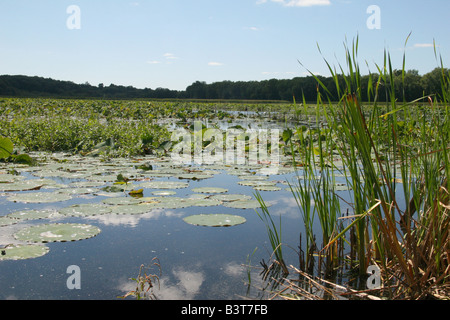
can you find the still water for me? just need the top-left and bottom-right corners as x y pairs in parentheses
(0, 152), (323, 300)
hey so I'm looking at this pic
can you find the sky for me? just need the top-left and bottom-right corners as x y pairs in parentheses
(0, 0), (449, 91)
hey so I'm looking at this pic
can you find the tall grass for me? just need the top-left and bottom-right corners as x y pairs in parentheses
(258, 37), (449, 299)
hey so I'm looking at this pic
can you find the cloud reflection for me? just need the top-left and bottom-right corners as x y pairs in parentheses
(84, 209), (184, 227)
(117, 266), (205, 300)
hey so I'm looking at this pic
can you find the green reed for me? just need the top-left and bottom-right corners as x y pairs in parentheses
(262, 36), (449, 299)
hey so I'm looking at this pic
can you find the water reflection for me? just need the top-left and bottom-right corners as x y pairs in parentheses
(84, 209), (184, 227)
(117, 261), (253, 300)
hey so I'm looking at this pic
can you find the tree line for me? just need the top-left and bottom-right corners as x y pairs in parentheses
(0, 67), (448, 102)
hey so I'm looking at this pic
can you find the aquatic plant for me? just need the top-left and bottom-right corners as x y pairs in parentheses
(256, 36), (450, 299)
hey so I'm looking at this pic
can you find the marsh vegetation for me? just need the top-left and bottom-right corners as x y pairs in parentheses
(0, 40), (448, 300)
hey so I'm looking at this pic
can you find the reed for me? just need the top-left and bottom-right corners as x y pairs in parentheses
(260, 36), (449, 299)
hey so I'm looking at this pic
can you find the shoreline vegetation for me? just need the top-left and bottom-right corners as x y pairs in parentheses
(254, 39), (449, 300)
(1, 38), (449, 300)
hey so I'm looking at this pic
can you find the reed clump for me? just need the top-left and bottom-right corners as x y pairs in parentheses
(258, 37), (449, 300)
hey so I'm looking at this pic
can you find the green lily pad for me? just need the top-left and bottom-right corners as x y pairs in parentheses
(139, 181), (189, 189)
(176, 173), (214, 180)
(7, 191), (73, 203)
(109, 203), (157, 215)
(151, 197), (192, 209)
(184, 198), (222, 207)
(102, 197), (143, 205)
(0, 180), (44, 192)
(209, 194), (252, 202)
(238, 175), (269, 181)
(0, 173), (25, 183)
(59, 203), (112, 217)
(253, 186), (281, 191)
(69, 181), (106, 188)
(0, 244), (50, 261)
(57, 187), (98, 195)
(14, 223), (101, 243)
(237, 180), (276, 187)
(0, 136), (13, 159)
(183, 214), (246, 227)
(6, 209), (59, 221)
(223, 200), (266, 209)
(0, 216), (20, 227)
(191, 187), (228, 194)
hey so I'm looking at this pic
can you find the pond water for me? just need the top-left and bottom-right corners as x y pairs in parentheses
(1, 149), (334, 300)
(0, 108), (364, 301)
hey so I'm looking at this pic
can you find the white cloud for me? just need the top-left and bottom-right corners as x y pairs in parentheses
(208, 62), (224, 66)
(146, 60), (161, 64)
(164, 53), (179, 60)
(258, 0), (331, 7)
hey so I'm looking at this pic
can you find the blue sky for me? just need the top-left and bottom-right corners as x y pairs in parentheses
(0, 0), (449, 90)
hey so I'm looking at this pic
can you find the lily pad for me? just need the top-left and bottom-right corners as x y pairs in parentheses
(183, 214), (246, 227)
(237, 180), (276, 187)
(7, 191), (72, 203)
(7, 209), (59, 221)
(14, 223), (101, 243)
(223, 200), (266, 209)
(0, 216), (20, 227)
(253, 186), (281, 191)
(184, 198), (222, 207)
(0, 180), (44, 192)
(176, 173), (214, 180)
(139, 181), (189, 189)
(209, 194), (252, 202)
(59, 203), (112, 217)
(109, 203), (157, 215)
(102, 197), (143, 205)
(0, 244), (49, 261)
(0, 173), (25, 183)
(57, 187), (98, 195)
(191, 187), (228, 194)
(69, 181), (106, 188)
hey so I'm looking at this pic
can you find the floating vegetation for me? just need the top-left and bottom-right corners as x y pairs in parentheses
(184, 198), (222, 207)
(14, 223), (101, 243)
(102, 197), (144, 206)
(191, 187), (228, 194)
(209, 194), (252, 202)
(109, 204), (156, 215)
(7, 191), (73, 203)
(223, 200), (265, 209)
(253, 186), (281, 191)
(0, 244), (50, 261)
(0, 216), (20, 227)
(0, 179), (45, 192)
(6, 209), (59, 221)
(176, 173), (214, 180)
(59, 203), (112, 217)
(237, 180), (276, 187)
(183, 214), (246, 227)
(138, 181), (189, 189)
